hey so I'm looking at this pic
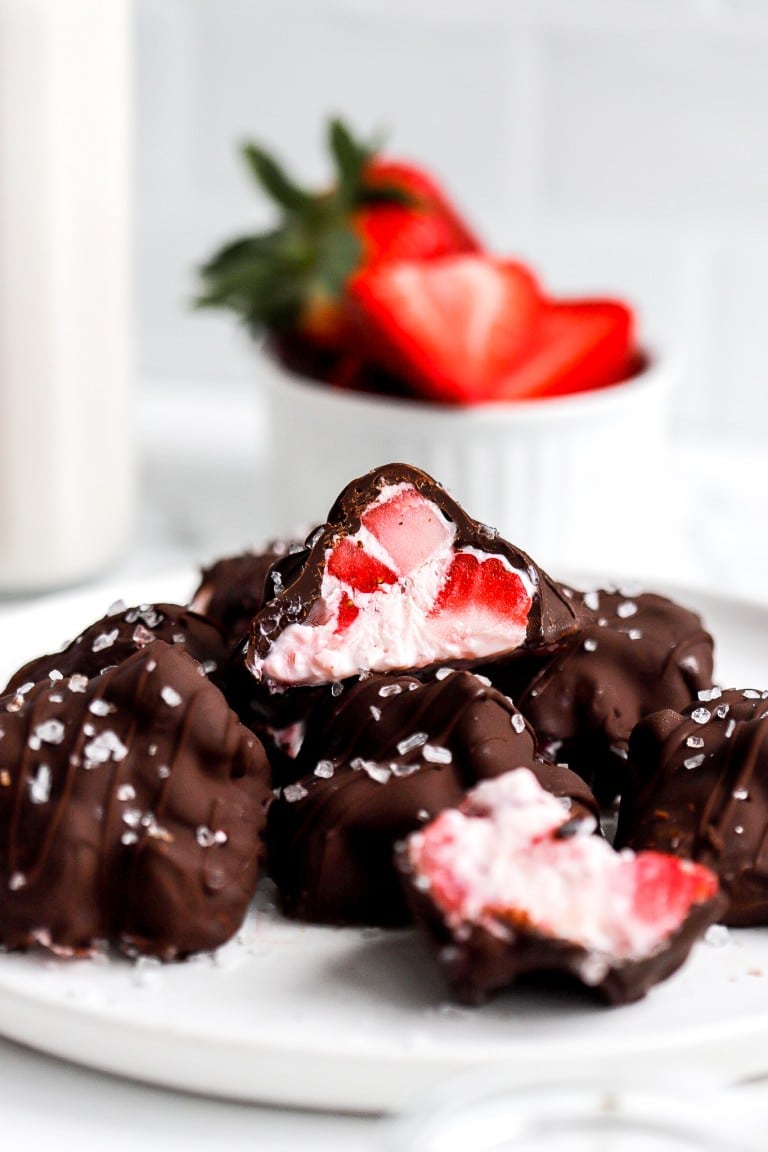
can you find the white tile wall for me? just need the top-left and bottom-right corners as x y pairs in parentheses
(135, 0), (768, 433)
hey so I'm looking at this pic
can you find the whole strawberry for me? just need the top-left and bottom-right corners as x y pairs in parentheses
(196, 120), (479, 359)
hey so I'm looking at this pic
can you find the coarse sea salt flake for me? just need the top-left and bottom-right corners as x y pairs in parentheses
(89, 699), (115, 717)
(511, 713), (526, 734)
(28, 764), (52, 805)
(68, 674), (88, 693)
(160, 686), (182, 708)
(616, 601), (638, 618)
(691, 708), (711, 725)
(378, 683), (402, 698)
(686, 735), (705, 749)
(684, 754), (705, 770)
(397, 732), (428, 755)
(314, 760), (334, 779)
(33, 719), (65, 745)
(422, 745), (452, 765)
(83, 730), (128, 767)
(583, 638), (598, 653)
(92, 629), (119, 653)
(283, 783), (308, 803)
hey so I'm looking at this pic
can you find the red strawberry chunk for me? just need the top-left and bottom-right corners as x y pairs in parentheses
(432, 554), (531, 630)
(631, 852), (719, 929)
(327, 538), (397, 592)
(335, 597), (360, 634)
(348, 255), (542, 405)
(361, 487), (454, 575)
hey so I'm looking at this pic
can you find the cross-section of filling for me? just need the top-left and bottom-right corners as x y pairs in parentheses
(405, 768), (720, 972)
(255, 484), (534, 686)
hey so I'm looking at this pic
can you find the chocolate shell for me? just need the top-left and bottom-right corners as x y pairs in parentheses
(190, 540), (303, 649)
(616, 688), (768, 926)
(267, 670), (597, 926)
(0, 641), (271, 958)
(246, 464), (579, 695)
(5, 602), (229, 695)
(483, 587), (714, 803)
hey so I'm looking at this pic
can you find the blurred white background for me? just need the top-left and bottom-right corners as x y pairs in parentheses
(136, 0), (768, 436)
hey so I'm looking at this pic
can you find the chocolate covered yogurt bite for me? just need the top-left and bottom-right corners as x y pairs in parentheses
(267, 670), (598, 926)
(246, 463), (579, 696)
(5, 602), (229, 694)
(190, 539), (303, 650)
(399, 768), (725, 1006)
(616, 688), (768, 926)
(483, 587), (714, 804)
(0, 641), (271, 958)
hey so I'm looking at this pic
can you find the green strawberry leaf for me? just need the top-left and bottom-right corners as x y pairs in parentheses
(241, 143), (313, 213)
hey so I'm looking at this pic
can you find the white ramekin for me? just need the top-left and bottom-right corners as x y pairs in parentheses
(259, 353), (671, 579)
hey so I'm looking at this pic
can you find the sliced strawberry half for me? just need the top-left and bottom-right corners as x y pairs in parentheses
(491, 300), (635, 402)
(348, 255), (543, 405)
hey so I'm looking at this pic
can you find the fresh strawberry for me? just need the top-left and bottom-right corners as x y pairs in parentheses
(354, 158), (480, 265)
(196, 120), (479, 357)
(490, 300), (635, 402)
(431, 554), (532, 630)
(347, 255), (543, 405)
(327, 538), (397, 593)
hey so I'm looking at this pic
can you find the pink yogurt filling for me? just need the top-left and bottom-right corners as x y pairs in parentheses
(407, 768), (718, 968)
(255, 485), (534, 687)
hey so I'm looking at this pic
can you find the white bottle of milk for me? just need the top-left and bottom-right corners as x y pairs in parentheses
(0, 0), (133, 593)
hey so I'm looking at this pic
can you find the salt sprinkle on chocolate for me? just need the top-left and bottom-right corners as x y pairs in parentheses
(397, 732), (429, 756)
(91, 629), (119, 653)
(422, 745), (453, 765)
(283, 783), (308, 803)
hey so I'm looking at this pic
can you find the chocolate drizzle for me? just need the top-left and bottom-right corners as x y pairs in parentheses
(0, 641), (271, 957)
(616, 689), (768, 925)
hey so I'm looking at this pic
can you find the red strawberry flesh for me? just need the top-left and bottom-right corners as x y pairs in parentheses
(257, 484), (534, 686)
(327, 538), (397, 592)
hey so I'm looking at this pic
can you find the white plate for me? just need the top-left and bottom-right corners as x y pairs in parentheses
(1, 577), (768, 1114)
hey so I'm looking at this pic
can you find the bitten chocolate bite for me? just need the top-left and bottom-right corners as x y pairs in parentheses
(246, 463), (579, 692)
(5, 602), (229, 695)
(399, 768), (725, 1006)
(616, 688), (768, 926)
(0, 641), (271, 958)
(267, 670), (598, 926)
(484, 587), (714, 803)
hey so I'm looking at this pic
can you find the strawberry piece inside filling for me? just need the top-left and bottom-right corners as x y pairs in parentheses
(407, 769), (719, 970)
(257, 484), (534, 686)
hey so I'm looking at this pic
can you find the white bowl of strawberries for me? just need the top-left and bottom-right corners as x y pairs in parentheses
(198, 121), (668, 575)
